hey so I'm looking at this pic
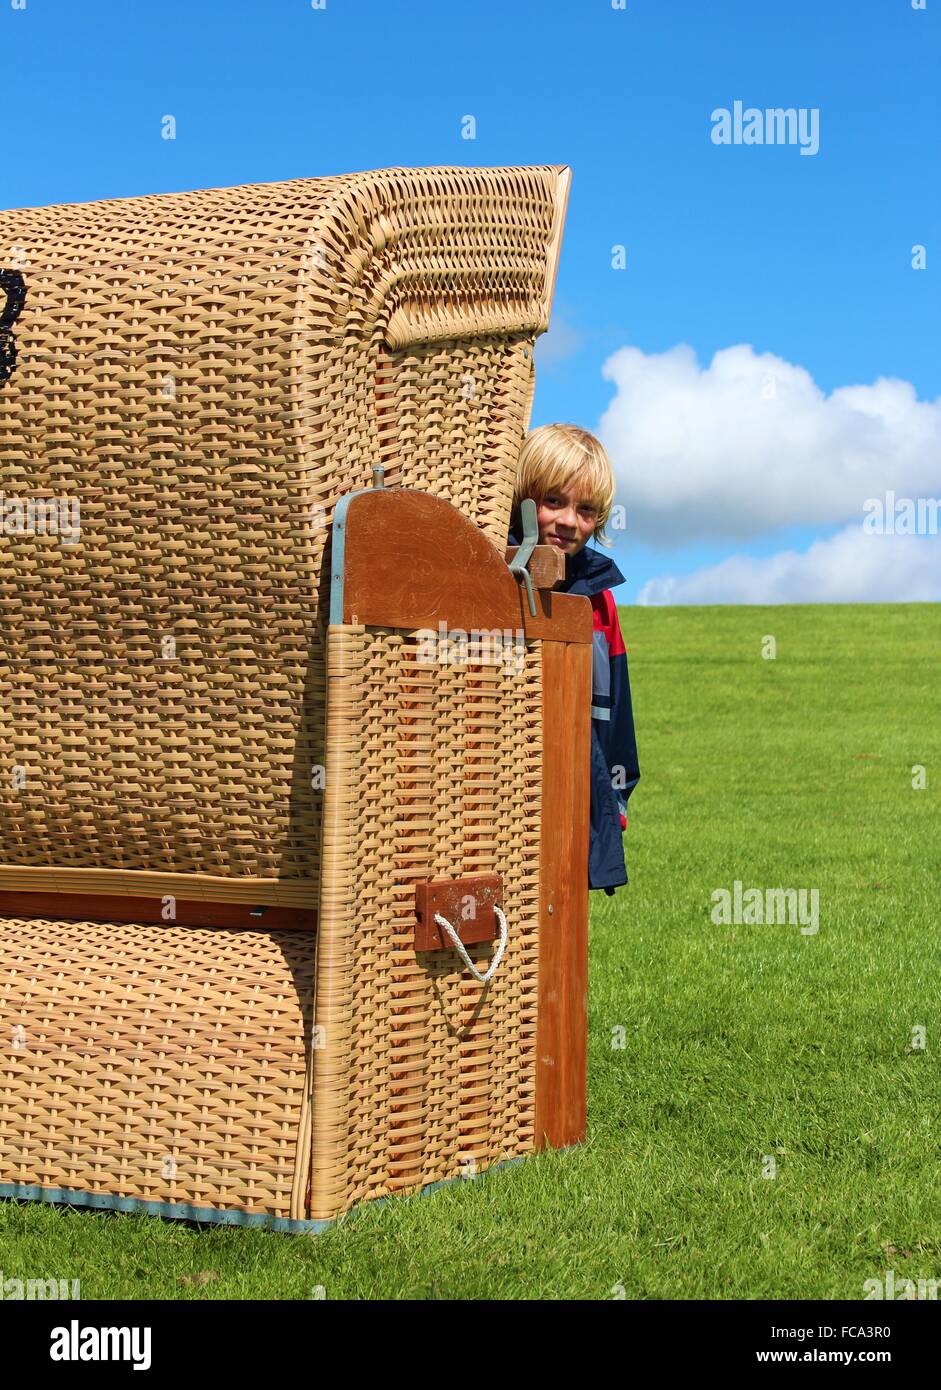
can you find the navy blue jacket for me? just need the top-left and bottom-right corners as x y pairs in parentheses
(509, 532), (640, 893)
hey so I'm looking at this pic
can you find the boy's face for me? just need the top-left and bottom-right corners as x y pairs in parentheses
(534, 481), (598, 557)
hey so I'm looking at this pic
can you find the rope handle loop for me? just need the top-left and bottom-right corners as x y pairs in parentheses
(433, 904), (508, 984)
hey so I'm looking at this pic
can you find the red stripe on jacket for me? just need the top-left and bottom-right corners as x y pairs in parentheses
(590, 588), (626, 657)
(590, 588), (629, 828)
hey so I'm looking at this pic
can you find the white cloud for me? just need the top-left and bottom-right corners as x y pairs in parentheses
(637, 525), (941, 604)
(598, 343), (941, 544)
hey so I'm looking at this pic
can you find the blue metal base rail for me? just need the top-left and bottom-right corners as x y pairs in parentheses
(0, 1155), (533, 1235)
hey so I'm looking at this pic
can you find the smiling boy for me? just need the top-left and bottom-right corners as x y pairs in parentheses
(509, 423), (640, 895)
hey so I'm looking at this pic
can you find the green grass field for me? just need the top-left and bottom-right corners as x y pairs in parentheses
(1, 603), (938, 1300)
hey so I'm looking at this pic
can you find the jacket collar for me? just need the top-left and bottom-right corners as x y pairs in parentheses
(507, 530), (625, 597)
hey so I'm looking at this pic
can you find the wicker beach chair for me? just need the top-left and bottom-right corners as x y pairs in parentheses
(0, 165), (591, 1230)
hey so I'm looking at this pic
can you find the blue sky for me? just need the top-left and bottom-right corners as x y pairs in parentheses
(3, 0), (939, 601)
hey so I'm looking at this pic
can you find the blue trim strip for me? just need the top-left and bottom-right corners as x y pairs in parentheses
(0, 1154), (541, 1236)
(0, 1183), (332, 1234)
(329, 489), (374, 625)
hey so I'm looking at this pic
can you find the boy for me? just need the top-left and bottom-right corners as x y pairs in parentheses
(509, 424), (639, 895)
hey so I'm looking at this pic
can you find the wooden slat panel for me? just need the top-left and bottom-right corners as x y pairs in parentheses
(0, 866), (318, 906)
(535, 638), (590, 1149)
(0, 891), (315, 931)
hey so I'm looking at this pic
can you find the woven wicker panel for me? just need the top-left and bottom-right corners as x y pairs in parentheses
(0, 918), (314, 1218)
(375, 336), (536, 542)
(310, 625), (542, 1219)
(0, 166), (563, 880)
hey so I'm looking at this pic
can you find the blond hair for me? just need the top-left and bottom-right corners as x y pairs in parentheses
(511, 424), (617, 547)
